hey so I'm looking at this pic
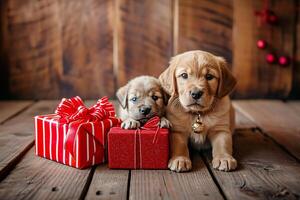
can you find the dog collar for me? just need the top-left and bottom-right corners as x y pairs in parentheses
(191, 98), (218, 134)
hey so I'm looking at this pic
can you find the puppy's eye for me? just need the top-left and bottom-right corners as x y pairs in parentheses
(180, 73), (188, 79)
(130, 97), (137, 102)
(152, 95), (158, 101)
(205, 74), (214, 81)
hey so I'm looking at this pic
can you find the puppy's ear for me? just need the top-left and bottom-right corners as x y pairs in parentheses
(162, 90), (170, 106)
(159, 56), (178, 96)
(116, 84), (129, 109)
(216, 57), (237, 98)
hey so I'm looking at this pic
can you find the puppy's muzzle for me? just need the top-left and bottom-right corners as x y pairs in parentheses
(190, 88), (204, 100)
(139, 106), (151, 116)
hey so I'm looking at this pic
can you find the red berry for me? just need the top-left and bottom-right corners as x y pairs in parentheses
(268, 14), (278, 24)
(266, 53), (276, 64)
(278, 56), (290, 66)
(257, 39), (267, 49)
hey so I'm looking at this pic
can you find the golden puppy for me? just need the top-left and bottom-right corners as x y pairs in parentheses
(116, 76), (171, 129)
(159, 50), (237, 172)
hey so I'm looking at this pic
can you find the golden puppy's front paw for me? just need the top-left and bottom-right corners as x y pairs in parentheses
(212, 154), (237, 172)
(159, 117), (172, 128)
(121, 119), (141, 129)
(168, 156), (192, 172)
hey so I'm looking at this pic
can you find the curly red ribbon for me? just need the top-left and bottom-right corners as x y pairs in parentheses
(55, 96), (118, 158)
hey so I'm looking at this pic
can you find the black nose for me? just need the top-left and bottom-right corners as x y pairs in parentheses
(139, 106), (151, 115)
(190, 89), (203, 100)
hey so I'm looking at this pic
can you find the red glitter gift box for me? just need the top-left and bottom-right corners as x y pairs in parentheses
(34, 96), (120, 169)
(108, 117), (169, 169)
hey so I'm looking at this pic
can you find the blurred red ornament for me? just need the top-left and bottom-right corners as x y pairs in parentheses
(255, 9), (278, 25)
(268, 14), (278, 24)
(257, 39), (267, 49)
(278, 56), (290, 66)
(266, 53), (276, 64)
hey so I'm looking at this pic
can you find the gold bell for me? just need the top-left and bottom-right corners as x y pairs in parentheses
(192, 116), (205, 134)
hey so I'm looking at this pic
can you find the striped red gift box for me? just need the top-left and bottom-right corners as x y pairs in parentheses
(34, 96), (120, 169)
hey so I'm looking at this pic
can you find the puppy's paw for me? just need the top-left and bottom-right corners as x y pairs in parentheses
(212, 154), (237, 172)
(159, 117), (172, 128)
(168, 156), (192, 172)
(121, 118), (141, 129)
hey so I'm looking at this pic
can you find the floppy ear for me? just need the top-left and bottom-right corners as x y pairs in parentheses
(162, 90), (170, 106)
(159, 56), (178, 96)
(216, 57), (237, 98)
(116, 84), (129, 109)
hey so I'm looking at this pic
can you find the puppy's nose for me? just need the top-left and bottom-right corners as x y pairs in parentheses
(190, 89), (203, 100)
(139, 106), (151, 115)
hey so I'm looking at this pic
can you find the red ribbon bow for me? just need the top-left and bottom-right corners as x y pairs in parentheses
(142, 116), (160, 128)
(139, 116), (161, 143)
(55, 96), (113, 123)
(55, 96), (117, 159)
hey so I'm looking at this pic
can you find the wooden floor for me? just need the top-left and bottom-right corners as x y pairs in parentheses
(0, 100), (299, 200)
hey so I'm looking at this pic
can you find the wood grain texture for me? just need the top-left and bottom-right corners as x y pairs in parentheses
(0, 0), (9, 98)
(234, 100), (300, 160)
(177, 0), (233, 63)
(232, 0), (295, 98)
(290, 1), (300, 98)
(287, 101), (300, 113)
(233, 102), (257, 130)
(0, 101), (33, 123)
(85, 165), (129, 200)
(1, 0), (114, 99)
(0, 101), (59, 180)
(58, 0), (115, 98)
(129, 153), (223, 200)
(83, 100), (128, 200)
(203, 129), (300, 200)
(0, 148), (92, 200)
(117, 0), (173, 87)
(2, 0), (62, 98)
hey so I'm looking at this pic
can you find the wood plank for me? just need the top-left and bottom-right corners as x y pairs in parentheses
(232, 0), (295, 98)
(85, 165), (129, 200)
(1, 0), (62, 98)
(129, 153), (223, 200)
(117, 0), (173, 87)
(233, 102), (257, 130)
(287, 101), (300, 113)
(202, 129), (300, 200)
(58, 0), (115, 98)
(0, 100), (59, 180)
(0, 0), (9, 98)
(234, 100), (300, 160)
(85, 99), (128, 200)
(0, 101), (33, 124)
(1, 0), (114, 99)
(290, 2), (300, 98)
(0, 148), (92, 200)
(177, 0), (233, 63)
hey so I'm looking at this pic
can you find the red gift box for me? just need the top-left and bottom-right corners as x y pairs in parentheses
(108, 117), (169, 169)
(34, 96), (121, 169)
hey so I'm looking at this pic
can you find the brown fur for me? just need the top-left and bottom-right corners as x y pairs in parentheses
(159, 50), (237, 172)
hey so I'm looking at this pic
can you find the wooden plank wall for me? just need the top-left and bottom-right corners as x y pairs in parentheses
(177, 0), (233, 64)
(0, 0), (115, 99)
(233, 0), (296, 98)
(0, 0), (299, 99)
(116, 0), (173, 87)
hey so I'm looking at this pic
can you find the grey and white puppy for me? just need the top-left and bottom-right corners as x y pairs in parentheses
(116, 76), (171, 129)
